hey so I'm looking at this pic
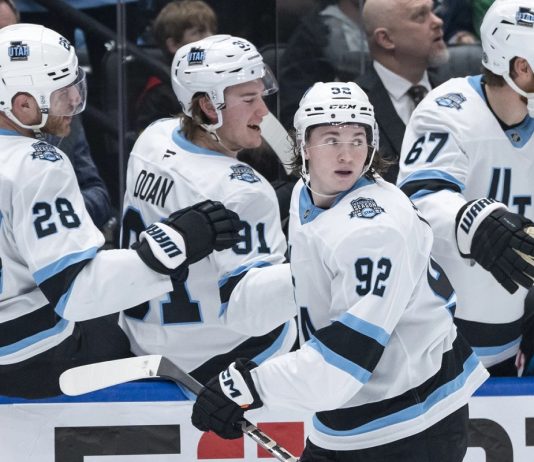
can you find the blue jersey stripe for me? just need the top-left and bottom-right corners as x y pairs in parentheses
(308, 336), (372, 384)
(313, 352), (480, 436)
(339, 312), (390, 347)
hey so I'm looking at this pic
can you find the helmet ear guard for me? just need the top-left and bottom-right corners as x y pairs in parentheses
(171, 34), (278, 131)
(0, 24), (85, 130)
(293, 81), (379, 182)
(480, 0), (534, 116)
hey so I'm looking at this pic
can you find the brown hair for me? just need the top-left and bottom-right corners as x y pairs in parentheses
(482, 57), (518, 87)
(153, 0), (217, 60)
(179, 92), (213, 140)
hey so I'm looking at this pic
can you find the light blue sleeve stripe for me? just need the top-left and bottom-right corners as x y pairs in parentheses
(217, 261), (272, 288)
(307, 336), (371, 384)
(473, 337), (521, 357)
(54, 282), (77, 318)
(410, 189), (437, 200)
(0, 319), (70, 357)
(252, 321), (292, 365)
(313, 352), (480, 436)
(33, 247), (98, 285)
(338, 312), (390, 347)
(398, 169), (465, 192)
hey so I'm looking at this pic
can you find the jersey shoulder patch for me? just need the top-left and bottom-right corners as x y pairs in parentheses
(29, 140), (63, 162)
(434, 92), (467, 110)
(228, 163), (262, 184)
(349, 197), (385, 219)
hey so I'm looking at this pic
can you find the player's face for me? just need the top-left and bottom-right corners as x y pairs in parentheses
(216, 79), (269, 155)
(305, 124), (369, 205)
(388, 0), (448, 67)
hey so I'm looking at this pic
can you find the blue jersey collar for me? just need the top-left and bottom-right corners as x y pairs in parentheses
(299, 176), (375, 224)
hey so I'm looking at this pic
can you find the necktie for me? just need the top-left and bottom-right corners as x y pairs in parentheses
(407, 85), (428, 107)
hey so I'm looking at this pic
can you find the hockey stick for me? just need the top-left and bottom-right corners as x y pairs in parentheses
(59, 355), (299, 462)
(260, 112), (293, 175)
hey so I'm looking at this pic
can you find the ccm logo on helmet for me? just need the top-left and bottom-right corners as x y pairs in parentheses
(329, 104), (357, 109)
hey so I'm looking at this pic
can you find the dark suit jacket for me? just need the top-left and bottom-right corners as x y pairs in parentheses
(357, 66), (443, 183)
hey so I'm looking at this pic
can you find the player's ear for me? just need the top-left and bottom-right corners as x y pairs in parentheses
(198, 95), (218, 123)
(514, 58), (531, 77)
(11, 92), (40, 125)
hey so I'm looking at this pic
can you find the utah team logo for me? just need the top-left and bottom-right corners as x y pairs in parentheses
(516, 7), (534, 27)
(349, 197), (385, 219)
(435, 92), (466, 110)
(229, 164), (260, 183)
(188, 47), (205, 65)
(8, 41), (29, 61)
(31, 141), (63, 162)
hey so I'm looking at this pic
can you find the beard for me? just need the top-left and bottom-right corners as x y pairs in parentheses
(428, 46), (450, 68)
(42, 115), (72, 138)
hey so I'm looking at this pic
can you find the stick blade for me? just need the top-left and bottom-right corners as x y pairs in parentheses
(59, 355), (163, 396)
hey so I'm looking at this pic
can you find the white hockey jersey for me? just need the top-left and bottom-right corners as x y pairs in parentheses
(250, 177), (488, 450)
(0, 130), (171, 365)
(119, 118), (297, 381)
(397, 75), (534, 368)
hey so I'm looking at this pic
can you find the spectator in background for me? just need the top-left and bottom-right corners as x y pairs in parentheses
(0, 0), (17, 28)
(135, 0), (217, 131)
(278, 0), (369, 128)
(397, 0), (534, 376)
(434, 0), (478, 45)
(356, 0), (449, 183)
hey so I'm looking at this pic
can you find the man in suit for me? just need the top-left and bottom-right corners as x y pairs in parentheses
(357, 0), (449, 182)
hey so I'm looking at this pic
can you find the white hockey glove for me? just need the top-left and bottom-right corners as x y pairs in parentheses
(455, 198), (534, 294)
(134, 200), (243, 278)
(192, 359), (263, 439)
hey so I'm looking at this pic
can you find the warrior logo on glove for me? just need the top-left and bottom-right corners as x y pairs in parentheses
(456, 197), (534, 293)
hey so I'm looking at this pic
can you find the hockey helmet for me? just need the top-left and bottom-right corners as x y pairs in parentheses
(0, 23), (86, 130)
(171, 34), (278, 130)
(293, 81), (379, 182)
(480, 0), (534, 115)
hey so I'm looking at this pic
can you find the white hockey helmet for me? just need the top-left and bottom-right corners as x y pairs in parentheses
(0, 23), (86, 130)
(293, 81), (379, 181)
(171, 34), (278, 130)
(480, 0), (534, 115)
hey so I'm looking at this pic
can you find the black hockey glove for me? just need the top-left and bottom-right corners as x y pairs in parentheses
(191, 359), (263, 439)
(455, 198), (534, 294)
(135, 200), (243, 277)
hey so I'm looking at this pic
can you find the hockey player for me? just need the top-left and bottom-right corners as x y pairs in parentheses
(191, 82), (488, 461)
(397, 0), (534, 376)
(119, 35), (297, 383)
(0, 24), (242, 398)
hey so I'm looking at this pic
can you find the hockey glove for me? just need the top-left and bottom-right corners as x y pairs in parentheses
(135, 200), (243, 277)
(191, 358), (263, 439)
(455, 198), (534, 294)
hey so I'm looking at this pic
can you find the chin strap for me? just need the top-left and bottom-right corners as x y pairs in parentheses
(4, 108), (48, 135)
(202, 124), (239, 157)
(299, 145), (377, 202)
